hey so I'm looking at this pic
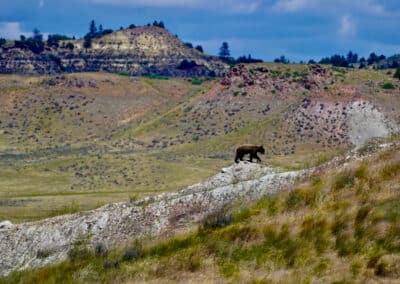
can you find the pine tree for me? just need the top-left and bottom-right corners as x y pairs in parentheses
(89, 20), (97, 37)
(195, 45), (203, 53)
(219, 42), (230, 60)
(98, 24), (103, 37)
(83, 34), (92, 49)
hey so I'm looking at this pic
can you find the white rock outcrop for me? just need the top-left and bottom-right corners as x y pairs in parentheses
(0, 162), (304, 276)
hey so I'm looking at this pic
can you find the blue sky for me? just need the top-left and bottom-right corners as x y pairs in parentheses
(0, 0), (399, 61)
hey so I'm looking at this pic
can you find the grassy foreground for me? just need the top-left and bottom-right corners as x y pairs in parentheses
(2, 143), (399, 283)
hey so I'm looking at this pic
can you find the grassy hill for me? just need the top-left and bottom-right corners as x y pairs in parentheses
(2, 141), (399, 283)
(0, 64), (399, 222)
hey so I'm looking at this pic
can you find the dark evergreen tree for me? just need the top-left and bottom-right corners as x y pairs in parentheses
(185, 42), (193, 48)
(14, 35), (26, 49)
(274, 55), (289, 64)
(98, 24), (103, 36)
(219, 42), (230, 60)
(47, 34), (72, 48)
(346, 51), (358, 63)
(25, 28), (44, 53)
(367, 52), (378, 65)
(128, 24), (136, 29)
(83, 34), (92, 49)
(102, 29), (113, 35)
(158, 21), (165, 29)
(330, 54), (348, 67)
(308, 59), (316, 64)
(195, 45), (203, 53)
(0, 38), (6, 47)
(236, 54), (263, 63)
(89, 20), (97, 37)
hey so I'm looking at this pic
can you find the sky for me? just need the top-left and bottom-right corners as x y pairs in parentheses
(0, 0), (399, 61)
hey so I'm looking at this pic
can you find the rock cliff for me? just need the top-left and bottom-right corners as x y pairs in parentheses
(0, 26), (227, 77)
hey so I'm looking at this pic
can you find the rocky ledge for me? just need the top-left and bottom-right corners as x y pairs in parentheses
(0, 162), (305, 276)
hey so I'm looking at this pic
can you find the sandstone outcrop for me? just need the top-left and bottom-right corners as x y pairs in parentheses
(0, 27), (227, 77)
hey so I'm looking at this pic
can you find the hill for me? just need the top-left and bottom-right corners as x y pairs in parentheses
(0, 64), (399, 222)
(0, 26), (227, 77)
(1, 140), (399, 283)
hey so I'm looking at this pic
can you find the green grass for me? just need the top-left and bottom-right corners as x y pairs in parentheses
(144, 74), (169, 80)
(191, 77), (202, 85)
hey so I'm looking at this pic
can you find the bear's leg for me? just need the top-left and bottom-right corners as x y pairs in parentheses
(249, 153), (254, 162)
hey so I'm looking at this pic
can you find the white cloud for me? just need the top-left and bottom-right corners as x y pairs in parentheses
(338, 15), (356, 37)
(91, 0), (198, 7)
(230, 2), (260, 14)
(39, 0), (45, 8)
(272, 0), (316, 12)
(272, 0), (386, 15)
(90, 0), (261, 13)
(0, 22), (32, 39)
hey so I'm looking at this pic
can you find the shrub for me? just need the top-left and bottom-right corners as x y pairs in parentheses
(68, 235), (92, 260)
(145, 74), (169, 80)
(375, 255), (400, 277)
(65, 42), (74, 50)
(129, 194), (138, 202)
(94, 243), (108, 257)
(304, 84), (311, 90)
(122, 247), (138, 261)
(36, 249), (53, 259)
(233, 91), (239, 96)
(382, 82), (394, 90)
(355, 162), (368, 179)
(241, 92), (247, 96)
(332, 171), (355, 190)
(233, 208), (260, 223)
(300, 215), (330, 253)
(394, 67), (400, 80)
(117, 72), (130, 77)
(202, 209), (232, 230)
(286, 187), (320, 209)
(380, 162), (400, 179)
(182, 252), (202, 272)
(178, 60), (197, 70)
(191, 77), (202, 85)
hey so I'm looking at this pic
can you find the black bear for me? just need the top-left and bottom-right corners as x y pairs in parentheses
(235, 145), (265, 163)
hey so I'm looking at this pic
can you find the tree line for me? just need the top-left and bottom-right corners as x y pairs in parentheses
(272, 51), (398, 69)
(218, 42), (263, 64)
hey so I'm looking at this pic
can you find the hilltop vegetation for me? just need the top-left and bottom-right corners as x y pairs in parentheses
(2, 142), (399, 283)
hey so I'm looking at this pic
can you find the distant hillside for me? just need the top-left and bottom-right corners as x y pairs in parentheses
(0, 26), (227, 77)
(0, 64), (399, 223)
